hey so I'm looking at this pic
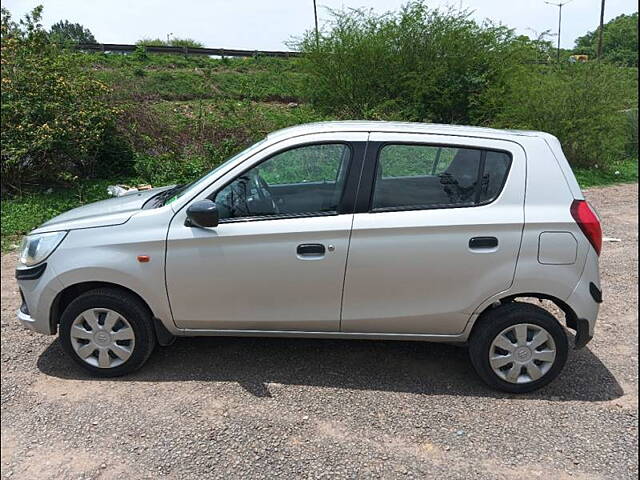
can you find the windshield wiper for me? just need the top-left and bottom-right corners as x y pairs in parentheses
(151, 185), (183, 207)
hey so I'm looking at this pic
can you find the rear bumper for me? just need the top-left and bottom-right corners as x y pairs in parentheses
(565, 248), (601, 347)
(574, 318), (593, 349)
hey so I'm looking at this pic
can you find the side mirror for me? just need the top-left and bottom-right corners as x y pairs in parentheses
(186, 200), (219, 228)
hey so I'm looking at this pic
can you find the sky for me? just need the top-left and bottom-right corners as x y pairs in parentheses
(3, 0), (637, 50)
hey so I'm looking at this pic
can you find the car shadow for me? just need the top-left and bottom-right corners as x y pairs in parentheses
(37, 335), (623, 402)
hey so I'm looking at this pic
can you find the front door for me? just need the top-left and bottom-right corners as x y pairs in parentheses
(165, 136), (367, 331)
(341, 133), (526, 335)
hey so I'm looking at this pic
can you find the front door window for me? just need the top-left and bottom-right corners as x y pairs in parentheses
(214, 143), (352, 221)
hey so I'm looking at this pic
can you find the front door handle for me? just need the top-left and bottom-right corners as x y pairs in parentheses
(469, 236), (498, 249)
(297, 243), (326, 257)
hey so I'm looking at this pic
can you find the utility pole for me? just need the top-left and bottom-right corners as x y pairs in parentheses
(597, 0), (605, 59)
(545, 0), (574, 62)
(313, 0), (319, 47)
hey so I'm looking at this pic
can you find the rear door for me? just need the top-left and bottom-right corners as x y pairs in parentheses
(341, 133), (526, 335)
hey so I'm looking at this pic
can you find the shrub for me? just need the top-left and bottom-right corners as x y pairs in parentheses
(475, 63), (638, 168)
(296, 1), (547, 123)
(1, 7), (121, 193)
(136, 37), (204, 48)
(625, 108), (638, 158)
(133, 152), (208, 186)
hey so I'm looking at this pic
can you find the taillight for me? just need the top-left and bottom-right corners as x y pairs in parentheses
(570, 200), (602, 256)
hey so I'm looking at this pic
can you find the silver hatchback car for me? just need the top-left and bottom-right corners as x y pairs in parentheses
(16, 121), (602, 392)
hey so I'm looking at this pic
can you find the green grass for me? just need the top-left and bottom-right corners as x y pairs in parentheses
(80, 52), (300, 72)
(574, 158), (638, 188)
(90, 55), (305, 103)
(1, 178), (135, 251)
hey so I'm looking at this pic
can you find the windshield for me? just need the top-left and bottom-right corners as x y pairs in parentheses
(162, 138), (268, 206)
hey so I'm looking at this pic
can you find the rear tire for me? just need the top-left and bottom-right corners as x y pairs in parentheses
(469, 302), (568, 393)
(59, 288), (156, 377)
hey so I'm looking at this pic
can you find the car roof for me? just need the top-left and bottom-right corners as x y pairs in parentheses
(267, 121), (551, 142)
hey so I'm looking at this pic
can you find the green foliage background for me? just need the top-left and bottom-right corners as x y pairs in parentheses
(574, 12), (638, 67)
(0, 2), (638, 248)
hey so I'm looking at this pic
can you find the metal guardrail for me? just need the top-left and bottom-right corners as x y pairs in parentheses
(74, 43), (300, 58)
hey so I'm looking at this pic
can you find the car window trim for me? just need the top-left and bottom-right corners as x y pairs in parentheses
(355, 141), (513, 214)
(208, 140), (366, 222)
(218, 211), (339, 224)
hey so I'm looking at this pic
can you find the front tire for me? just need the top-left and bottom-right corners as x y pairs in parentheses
(59, 288), (156, 377)
(469, 302), (568, 393)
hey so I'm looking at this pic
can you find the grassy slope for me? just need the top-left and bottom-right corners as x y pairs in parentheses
(1, 54), (322, 250)
(2, 53), (637, 250)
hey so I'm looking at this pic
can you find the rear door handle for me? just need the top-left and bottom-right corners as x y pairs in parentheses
(297, 243), (326, 257)
(469, 236), (498, 249)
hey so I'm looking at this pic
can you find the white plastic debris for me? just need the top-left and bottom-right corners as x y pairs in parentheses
(603, 237), (622, 242)
(107, 184), (153, 197)
(107, 185), (137, 197)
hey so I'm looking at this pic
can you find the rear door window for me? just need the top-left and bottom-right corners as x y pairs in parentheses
(371, 144), (511, 211)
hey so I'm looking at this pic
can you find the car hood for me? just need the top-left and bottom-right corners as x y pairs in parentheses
(32, 185), (174, 234)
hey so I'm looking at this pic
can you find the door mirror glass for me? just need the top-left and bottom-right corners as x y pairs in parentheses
(186, 200), (219, 228)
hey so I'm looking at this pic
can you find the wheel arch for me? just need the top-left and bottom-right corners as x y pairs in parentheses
(470, 292), (579, 337)
(49, 281), (153, 335)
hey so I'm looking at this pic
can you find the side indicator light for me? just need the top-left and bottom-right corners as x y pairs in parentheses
(137, 255), (151, 263)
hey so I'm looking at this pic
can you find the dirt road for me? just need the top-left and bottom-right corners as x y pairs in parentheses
(1, 183), (637, 479)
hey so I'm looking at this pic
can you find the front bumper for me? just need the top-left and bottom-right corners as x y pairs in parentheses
(15, 262), (64, 336)
(17, 308), (43, 333)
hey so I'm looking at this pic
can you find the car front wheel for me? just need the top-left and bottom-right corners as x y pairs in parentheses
(59, 288), (156, 377)
(469, 302), (569, 393)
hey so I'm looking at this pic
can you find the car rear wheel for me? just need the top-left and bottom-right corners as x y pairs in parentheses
(469, 302), (568, 393)
(59, 288), (156, 377)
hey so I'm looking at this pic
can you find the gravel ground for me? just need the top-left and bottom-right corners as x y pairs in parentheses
(1, 183), (637, 479)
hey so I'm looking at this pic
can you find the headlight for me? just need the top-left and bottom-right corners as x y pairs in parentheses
(19, 231), (67, 267)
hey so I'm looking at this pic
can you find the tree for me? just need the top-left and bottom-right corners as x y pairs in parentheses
(49, 19), (96, 44)
(574, 12), (638, 66)
(1, 7), (119, 192)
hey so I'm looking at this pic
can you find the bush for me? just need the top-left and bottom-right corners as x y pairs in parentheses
(475, 63), (638, 168)
(136, 37), (204, 48)
(1, 7), (121, 193)
(296, 1), (547, 123)
(625, 108), (638, 158)
(133, 152), (208, 186)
